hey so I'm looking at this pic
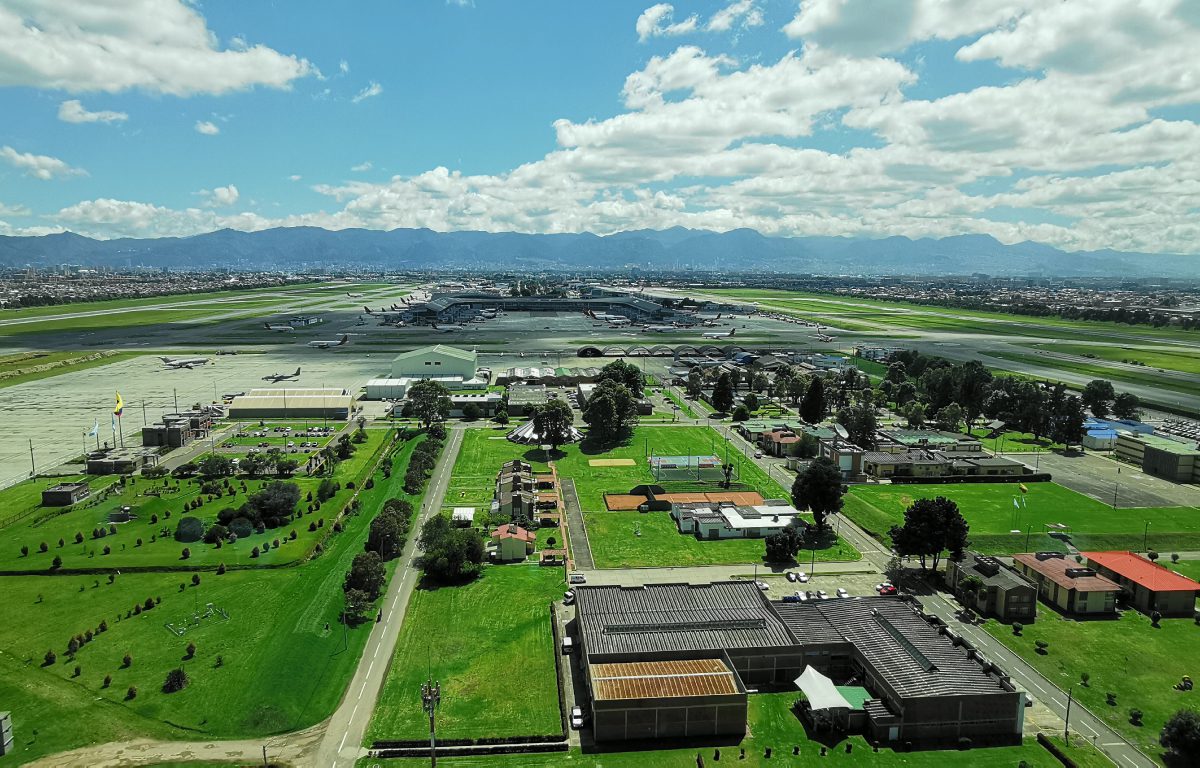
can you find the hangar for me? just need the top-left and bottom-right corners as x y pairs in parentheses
(572, 581), (1025, 746)
(227, 388), (352, 420)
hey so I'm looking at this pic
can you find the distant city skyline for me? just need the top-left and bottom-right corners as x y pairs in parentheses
(0, 0), (1197, 256)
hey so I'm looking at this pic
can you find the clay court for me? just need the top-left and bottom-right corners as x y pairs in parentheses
(604, 490), (764, 511)
(588, 458), (637, 467)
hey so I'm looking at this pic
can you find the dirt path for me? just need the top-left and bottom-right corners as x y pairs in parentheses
(25, 724), (324, 768)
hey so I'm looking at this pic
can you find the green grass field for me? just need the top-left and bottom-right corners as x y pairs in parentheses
(587, 511), (860, 568)
(1028, 342), (1200, 376)
(367, 565), (563, 742)
(0, 430), (389, 572)
(0, 433), (429, 767)
(967, 427), (1061, 453)
(360, 692), (1106, 767)
(844, 482), (1200, 554)
(990, 351), (1200, 399)
(987, 610), (1200, 759)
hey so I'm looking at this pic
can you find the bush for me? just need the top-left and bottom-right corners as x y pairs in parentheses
(203, 523), (229, 544)
(51, 555), (62, 569)
(173, 516), (204, 544)
(1034, 640), (1048, 654)
(1012, 622), (1023, 636)
(191, 573), (201, 586)
(43, 649), (56, 666)
(180, 547), (190, 560)
(216, 562), (226, 575)
(1107, 692), (1118, 706)
(1130, 708), (1143, 726)
(126, 685), (137, 700)
(102, 674), (112, 688)
(185, 642), (196, 659)
(1161, 709), (1200, 759)
(122, 652), (132, 668)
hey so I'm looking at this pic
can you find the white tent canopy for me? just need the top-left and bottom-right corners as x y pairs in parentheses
(794, 667), (852, 711)
(506, 420), (583, 445)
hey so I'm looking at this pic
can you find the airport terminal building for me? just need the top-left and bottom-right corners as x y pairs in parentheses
(572, 582), (1024, 746)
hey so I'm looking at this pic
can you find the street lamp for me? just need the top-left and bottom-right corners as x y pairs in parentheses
(421, 678), (441, 767)
(1064, 685), (1075, 743)
(1143, 521), (1151, 552)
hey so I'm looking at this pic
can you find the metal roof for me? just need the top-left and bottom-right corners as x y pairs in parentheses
(773, 598), (1008, 698)
(392, 344), (477, 364)
(591, 659), (742, 701)
(575, 581), (796, 657)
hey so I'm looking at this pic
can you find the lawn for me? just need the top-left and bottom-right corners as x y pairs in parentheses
(0, 433), (432, 767)
(843, 482), (1200, 555)
(367, 565), (564, 743)
(1028, 342), (1200, 377)
(587, 511), (859, 568)
(0, 430), (390, 572)
(360, 692), (1105, 767)
(990, 351), (1200, 399)
(986, 610), (1200, 760)
(967, 427), (1061, 453)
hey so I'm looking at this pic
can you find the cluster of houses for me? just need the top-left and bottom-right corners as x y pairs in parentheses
(735, 421), (1029, 481)
(486, 459), (564, 564)
(947, 549), (1200, 620)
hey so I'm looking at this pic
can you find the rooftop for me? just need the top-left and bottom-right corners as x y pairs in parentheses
(392, 344), (477, 364)
(957, 551), (1035, 590)
(1083, 551), (1200, 592)
(1012, 553), (1122, 593)
(590, 658), (742, 701)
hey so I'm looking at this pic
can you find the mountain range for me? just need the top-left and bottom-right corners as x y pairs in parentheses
(0, 227), (1195, 278)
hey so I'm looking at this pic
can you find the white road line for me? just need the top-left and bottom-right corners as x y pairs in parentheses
(339, 732), (348, 751)
(367, 660), (375, 677)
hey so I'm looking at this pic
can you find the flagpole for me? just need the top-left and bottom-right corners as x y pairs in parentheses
(29, 439), (35, 476)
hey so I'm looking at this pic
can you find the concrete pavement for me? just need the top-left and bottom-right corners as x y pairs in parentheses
(316, 426), (464, 768)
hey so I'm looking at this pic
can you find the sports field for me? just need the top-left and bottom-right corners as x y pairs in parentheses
(367, 565), (563, 742)
(844, 482), (1200, 554)
(0, 434), (430, 766)
(587, 511), (860, 568)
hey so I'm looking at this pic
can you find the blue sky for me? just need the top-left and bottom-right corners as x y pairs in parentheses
(0, 0), (1198, 255)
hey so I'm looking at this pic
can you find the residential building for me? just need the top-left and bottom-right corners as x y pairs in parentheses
(672, 501), (808, 539)
(1011, 552), (1121, 615)
(946, 552), (1037, 621)
(490, 523), (535, 562)
(1083, 551), (1200, 617)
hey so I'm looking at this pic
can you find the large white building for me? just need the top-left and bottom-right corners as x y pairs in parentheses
(364, 345), (488, 400)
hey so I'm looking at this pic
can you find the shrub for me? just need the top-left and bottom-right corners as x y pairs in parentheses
(215, 654), (224, 668)
(43, 649), (56, 666)
(1081, 672), (1090, 687)
(1130, 708), (1144, 726)
(73, 664), (81, 678)
(126, 685), (138, 700)
(102, 674), (112, 688)
(185, 642), (196, 659)
(191, 573), (201, 586)
(251, 546), (260, 558)
(102, 545), (111, 555)
(180, 547), (190, 560)
(217, 562), (226, 575)
(39, 542), (48, 553)
(1012, 622), (1023, 636)
(122, 652), (132, 668)
(75, 532), (83, 544)
(1034, 640), (1048, 654)
(51, 555), (62, 569)
(20, 545), (28, 557)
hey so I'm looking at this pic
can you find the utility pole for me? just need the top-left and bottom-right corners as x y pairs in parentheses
(421, 678), (441, 768)
(1064, 685), (1074, 743)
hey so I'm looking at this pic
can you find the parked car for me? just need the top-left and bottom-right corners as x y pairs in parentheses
(836, 588), (850, 598)
(568, 572), (587, 584)
(753, 449), (763, 459)
(755, 580), (769, 591)
(875, 582), (898, 595)
(570, 706), (585, 729)
(816, 590), (829, 600)
(561, 636), (574, 654)
(563, 590), (575, 605)
(786, 571), (798, 582)
(795, 571), (810, 583)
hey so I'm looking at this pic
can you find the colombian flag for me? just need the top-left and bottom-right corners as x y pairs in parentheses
(113, 392), (125, 417)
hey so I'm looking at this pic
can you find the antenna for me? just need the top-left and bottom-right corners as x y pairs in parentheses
(832, 423), (849, 440)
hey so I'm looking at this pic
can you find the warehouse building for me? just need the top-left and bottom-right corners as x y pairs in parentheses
(1011, 552), (1121, 615)
(86, 447), (160, 475)
(572, 581), (1024, 746)
(506, 383), (550, 416)
(365, 345), (489, 400)
(227, 388), (352, 420)
(1083, 551), (1200, 617)
(42, 481), (91, 507)
(946, 552), (1037, 621)
(1114, 433), (1200, 483)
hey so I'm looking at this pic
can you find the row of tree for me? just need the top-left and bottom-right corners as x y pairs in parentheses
(583, 360), (646, 443)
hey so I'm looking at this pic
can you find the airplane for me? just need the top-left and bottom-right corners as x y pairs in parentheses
(346, 292), (364, 298)
(430, 323), (460, 333)
(702, 328), (736, 340)
(308, 334), (349, 349)
(363, 305), (374, 315)
(606, 317), (631, 327)
(264, 323), (296, 332)
(159, 356), (209, 369)
(642, 325), (681, 333)
(262, 367), (301, 382)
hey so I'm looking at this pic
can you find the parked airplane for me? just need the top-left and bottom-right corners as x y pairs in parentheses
(642, 325), (682, 333)
(264, 323), (296, 332)
(346, 292), (364, 298)
(308, 335), (349, 348)
(159, 355), (210, 369)
(262, 367), (301, 382)
(701, 328), (736, 339)
(430, 323), (460, 333)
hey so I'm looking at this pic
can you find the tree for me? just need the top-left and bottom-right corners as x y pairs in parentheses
(461, 402), (481, 421)
(174, 516), (204, 543)
(417, 515), (485, 583)
(197, 454), (233, 478)
(731, 404), (750, 422)
(885, 361), (907, 384)
(1082, 379), (1116, 418)
(343, 587), (375, 624)
(533, 399), (574, 451)
(366, 507), (406, 561)
(933, 403), (964, 433)
(955, 361), (993, 430)
(903, 402), (926, 429)
(1049, 394), (1086, 447)
(583, 379), (637, 443)
(894, 381), (917, 406)
(888, 497), (970, 571)
(406, 379), (453, 428)
(162, 667), (189, 693)
(686, 367), (703, 398)
(743, 392), (759, 412)
(185, 641), (197, 659)
(836, 404), (877, 450)
(799, 377), (825, 423)
(791, 457), (843, 532)
(1160, 709), (1200, 762)
(958, 575), (984, 613)
(344, 551), (386, 600)
(597, 359), (645, 393)
(711, 372), (735, 414)
(51, 555), (62, 569)
(765, 522), (805, 563)
(1112, 392), (1141, 420)
(43, 649), (56, 666)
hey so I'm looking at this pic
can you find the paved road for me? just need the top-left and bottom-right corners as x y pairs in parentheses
(316, 426), (464, 768)
(560, 477), (594, 569)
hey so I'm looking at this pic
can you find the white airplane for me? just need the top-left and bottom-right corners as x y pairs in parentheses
(346, 292), (364, 298)
(159, 356), (209, 369)
(430, 323), (460, 333)
(264, 323), (296, 332)
(702, 328), (736, 340)
(308, 334), (349, 349)
(642, 325), (680, 333)
(262, 367), (301, 382)
(606, 317), (631, 327)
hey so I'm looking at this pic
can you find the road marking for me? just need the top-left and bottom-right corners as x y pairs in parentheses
(339, 731), (348, 751)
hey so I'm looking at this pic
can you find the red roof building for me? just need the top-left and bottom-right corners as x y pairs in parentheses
(1082, 551), (1200, 617)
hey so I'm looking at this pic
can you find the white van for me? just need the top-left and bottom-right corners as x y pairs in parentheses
(561, 636), (574, 654)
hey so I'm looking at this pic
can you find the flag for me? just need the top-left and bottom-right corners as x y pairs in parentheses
(87, 419), (99, 437)
(113, 392), (124, 417)
(1012, 497), (1019, 509)
(1019, 483), (1029, 494)
(1022, 496), (1028, 509)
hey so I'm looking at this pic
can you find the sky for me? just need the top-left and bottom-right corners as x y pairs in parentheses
(0, 0), (1198, 255)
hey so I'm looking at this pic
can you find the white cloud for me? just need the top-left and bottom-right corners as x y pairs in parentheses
(351, 161), (373, 172)
(58, 99), (128, 124)
(0, 145), (86, 180)
(200, 184), (239, 207)
(288, 174), (303, 182)
(707, 1), (764, 33)
(351, 81), (383, 103)
(195, 120), (220, 135)
(636, 4), (699, 42)
(0, 0), (315, 95)
(0, 201), (31, 216)
(339, 59), (350, 74)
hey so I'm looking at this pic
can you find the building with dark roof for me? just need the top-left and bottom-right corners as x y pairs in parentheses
(571, 581), (1025, 746)
(946, 552), (1037, 621)
(41, 481), (91, 507)
(1011, 552), (1121, 615)
(1083, 551), (1200, 617)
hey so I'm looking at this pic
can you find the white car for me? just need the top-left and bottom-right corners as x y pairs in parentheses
(755, 580), (769, 591)
(568, 572), (587, 584)
(795, 572), (810, 583)
(836, 588), (850, 598)
(816, 590), (829, 600)
(570, 706), (585, 729)
(563, 590), (575, 605)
